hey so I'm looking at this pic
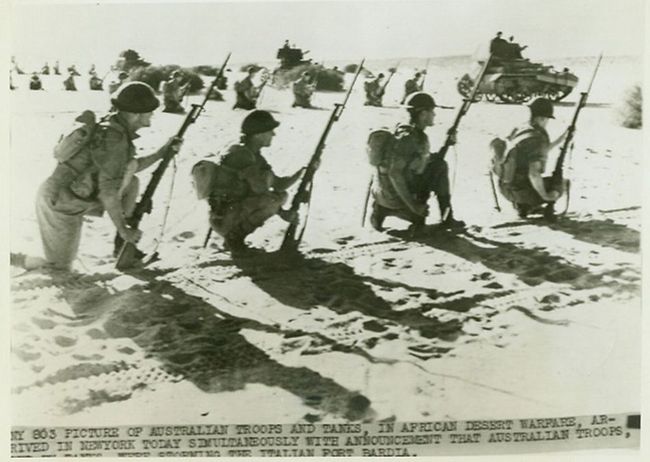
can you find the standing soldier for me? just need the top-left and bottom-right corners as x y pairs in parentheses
(29, 73), (44, 90)
(35, 82), (182, 270)
(364, 73), (385, 107)
(401, 72), (423, 104)
(63, 70), (77, 91)
(292, 71), (316, 108)
(495, 97), (568, 220)
(68, 65), (81, 76)
(89, 64), (96, 75)
(192, 110), (303, 253)
(53, 60), (61, 75)
(369, 92), (464, 233)
(233, 67), (264, 110)
(162, 70), (190, 114)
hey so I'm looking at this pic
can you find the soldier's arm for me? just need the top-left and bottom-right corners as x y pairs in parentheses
(273, 168), (305, 191)
(93, 133), (139, 239)
(388, 154), (423, 214)
(135, 137), (183, 172)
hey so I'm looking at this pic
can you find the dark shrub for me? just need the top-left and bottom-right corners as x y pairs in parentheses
(620, 84), (642, 129)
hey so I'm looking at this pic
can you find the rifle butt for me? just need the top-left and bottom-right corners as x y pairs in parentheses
(115, 242), (141, 271)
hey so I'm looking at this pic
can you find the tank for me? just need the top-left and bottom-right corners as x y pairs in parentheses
(271, 42), (345, 92)
(457, 58), (579, 104)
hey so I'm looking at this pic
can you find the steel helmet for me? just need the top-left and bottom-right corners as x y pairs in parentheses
(529, 97), (555, 118)
(242, 110), (280, 135)
(111, 81), (160, 113)
(406, 92), (436, 111)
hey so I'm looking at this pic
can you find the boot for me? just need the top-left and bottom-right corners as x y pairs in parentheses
(543, 202), (557, 222)
(223, 228), (250, 255)
(437, 195), (465, 230)
(515, 203), (530, 219)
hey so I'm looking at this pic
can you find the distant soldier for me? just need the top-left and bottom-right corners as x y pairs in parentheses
(233, 67), (264, 110)
(29, 73), (43, 90)
(369, 92), (464, 232)
(35, 82), (182, 270)
(162, 70), (190, 114)
(89, 64), (96, 75)
(192, 110), (304, 253)
(292, 71), (316, 108)
(507, 36), (527, 59)
(41, 62), (50, 75)
(63, 71), (77, 91)
(10, 71), (16, 90)
(108, 71), (129, 94)
(495, 98), (568, 220)
(489, 31), (509, 60)
(68, 65), (80, 76)
(364, 73), (385, 107)
(89, 71), (103, 91)
(401, 72), (423, 104)
(53, 60), (61, 75)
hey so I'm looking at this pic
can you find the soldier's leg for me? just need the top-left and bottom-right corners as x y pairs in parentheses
(35, 186), (83, 270)
(113, 177), (142, 257)
(423, 156), (464, 228)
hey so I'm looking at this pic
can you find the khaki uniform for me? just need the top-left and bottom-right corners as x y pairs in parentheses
(206, 144), (289, 241)
(498, 123), (558, 208)
(36, 113), (140, 269)
(292, 78), (315, 108)
(364, 79), (384, 107)
(371, 124), (450, 224)
(401, 78), (421, 104)
(63, 75), (77, 91)
(162, 78), (187, 113)
(233, 76), (259, 110)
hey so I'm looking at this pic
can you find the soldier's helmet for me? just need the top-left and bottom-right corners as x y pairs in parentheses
(406, 92), (436, 111)
(378, 73), (385, 79)
(118, 71), (128, 80)
(242, 110), (280, 135)
(111, 82), (160, 113)
(529, 97), (555, 119)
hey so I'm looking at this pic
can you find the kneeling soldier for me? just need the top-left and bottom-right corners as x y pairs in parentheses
(370, 92), (464, 232)
(496, 97), (568, 219)
(193, 110), (304, 254)
(35, 82), (182, 270)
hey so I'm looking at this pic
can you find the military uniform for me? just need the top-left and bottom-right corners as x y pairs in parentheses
(206, 144), (289, 246)
(162, 77), (188, 114)
(63, 74), (77, 91)
(292, 76), (315, 108)
(36, 113), (141, 269)
(89, 75), (103, 91)
(371, 124), (451, 226)
(497, 123), (557, 210)
(364, 78), (384, 107)
(401, 76), (422, 104)
(29, 76), (43, 90)
(233, 76), (259, 110)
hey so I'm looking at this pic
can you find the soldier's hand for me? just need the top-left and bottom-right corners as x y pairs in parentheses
(164, 136), (184, 158)
(448, 131), (458, 146)
(120, 226), (143, 244)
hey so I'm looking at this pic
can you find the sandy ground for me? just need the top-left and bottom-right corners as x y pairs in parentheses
(9, 56), (642, 426)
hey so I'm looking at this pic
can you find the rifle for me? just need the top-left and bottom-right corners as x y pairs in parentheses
(551, 53), (602, 188)
(436, 54), (492, 162)
(435, 54), (491, 222)
(115, 52), (232, 270)
(280, 58), (365, 252)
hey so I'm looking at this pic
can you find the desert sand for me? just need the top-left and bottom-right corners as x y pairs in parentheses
(9, 55), (641, 426)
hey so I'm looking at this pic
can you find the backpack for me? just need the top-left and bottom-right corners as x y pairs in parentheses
(366, 127), (396, 167)
(191, 159), (241, 201)
(53, 110), (98, 163)
(489, 128), (537, 184)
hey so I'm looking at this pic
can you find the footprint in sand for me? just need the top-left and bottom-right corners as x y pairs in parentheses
(54, 335), (77, 347)
(31, 317), (56, 330)
(174, 231), (195, 241)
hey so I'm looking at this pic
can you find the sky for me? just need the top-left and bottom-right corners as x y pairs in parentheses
(9, 0), (646, 71)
